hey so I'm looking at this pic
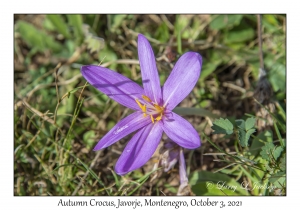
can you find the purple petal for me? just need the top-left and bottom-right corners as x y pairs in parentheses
(93, 112), (152, 151)
(161, 112), (200, 149)
(162, 52), (202, 110)
(162, 148), (179, 172)
(179, 148), (188, 185)
(177, 148), (188, 195)
(138, 34), (162, 104)
(115, 123), (163, 175)
(81, 65), (144, 110)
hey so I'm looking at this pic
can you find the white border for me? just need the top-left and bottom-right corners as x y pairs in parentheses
(4, 0), (298, 209)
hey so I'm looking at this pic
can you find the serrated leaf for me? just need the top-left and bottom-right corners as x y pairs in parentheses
(260, 142), (275, 160)
(235, 119), (245, 130)
(211, 118), (234, 135)
(279, 154), (286, 171)
(273, 146), (283, 160)
(238, 129), (247, 147)
(237, 123), (255, 147)
(246, 128), (256, 141)
(245, 117), (256, 131)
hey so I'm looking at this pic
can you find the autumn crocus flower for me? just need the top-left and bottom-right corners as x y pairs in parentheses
(160, 140), (189, 195)
(81, 34), (202, 175)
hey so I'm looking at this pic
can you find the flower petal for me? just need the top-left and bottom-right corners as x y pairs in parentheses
(138, 34), (162, 104)
(161, 112), (200, 149)
(162, 148), (179, 172)
(81, 65), (144, 110)
(177, 148), (188, 195)
(162, 52), (202, 110)
(93, 111), (152, 151)
(115, 123), (163, 175)
(179, 148), (188, 185)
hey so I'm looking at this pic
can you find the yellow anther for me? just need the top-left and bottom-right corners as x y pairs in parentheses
(135, 99), (144, 110)
(156, 114), (162, 121)
(142, 95), (152, 103)
(154, 104), (164, 112)
(142, 104), (146, 113)
(137, 95), (165, 123)
(150, 115), (154, 123)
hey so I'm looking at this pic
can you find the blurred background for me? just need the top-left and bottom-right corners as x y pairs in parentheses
(14, 14), (286, 196)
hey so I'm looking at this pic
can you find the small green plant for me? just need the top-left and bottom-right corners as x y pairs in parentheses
(190, 113), (286, 196)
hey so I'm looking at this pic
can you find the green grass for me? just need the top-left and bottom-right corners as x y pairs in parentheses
(14, 14), (286, 196)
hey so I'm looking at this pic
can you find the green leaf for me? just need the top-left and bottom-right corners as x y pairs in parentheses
(260, 142), (275, 160)
(16, 21), (44, 50)
(279, 154), (286, 171)
(211, 118), (234, 135)
(237, 129), (246, 147)
(235, 119), (245, 130)
(210, 15), (243, 30)
(173, 107), (218, 119)
(111, 14), (127, 31)
(238, 125), (255, 147)
(200, 59), (222, 81)
(273, 146), (284, 160)
(155, 22), (170, 43)
(46, 14), (71, 38)
(225, 28), (255, 43)
(16, 20), (62, 53)
(257, 130), (273, 143)
(85, 35), (105, 53)
(245, 117), (256, 131)
(269, 171), (286, 188)
(246, 128), (256, 143)
(238, 127), (255, 147)
(67, 14), (83, 40)
(83, 130), (95, 150)
(264, 14), (279, 26)
(190, 171), (249, 196)
(260, 142), (283, 161)
(175, 15), (191, 39)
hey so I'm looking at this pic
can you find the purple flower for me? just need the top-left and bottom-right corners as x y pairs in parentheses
(81, 34), (202, 175)
(160, 139), (189, 195)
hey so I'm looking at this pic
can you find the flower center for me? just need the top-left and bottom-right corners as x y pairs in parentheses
(135, 95), (165, 123)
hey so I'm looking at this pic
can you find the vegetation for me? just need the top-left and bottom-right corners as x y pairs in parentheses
(14, 14), (286, 196)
